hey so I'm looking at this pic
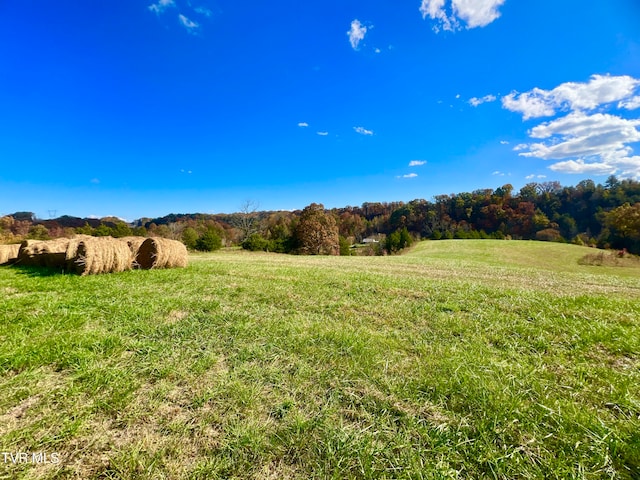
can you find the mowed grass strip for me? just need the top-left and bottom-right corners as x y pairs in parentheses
(0, 240), (639, 479)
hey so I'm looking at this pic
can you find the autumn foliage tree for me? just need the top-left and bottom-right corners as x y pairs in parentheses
(604, 202), (640, 251)
(295, 203), (339, 255)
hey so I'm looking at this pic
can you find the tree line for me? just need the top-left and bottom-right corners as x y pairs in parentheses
(2, 176), (640, 255)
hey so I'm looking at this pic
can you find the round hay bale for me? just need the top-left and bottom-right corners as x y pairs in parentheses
(64, 235), (95, 270)
(41, 238), (71, 268)
(0, 244), (20, 266)
(17, 240), (45, 266)
(67, 237), (133, 275)
(137, 237), (188, 269)
(119, 236), (147, 264)
(17, 239), (70, 267)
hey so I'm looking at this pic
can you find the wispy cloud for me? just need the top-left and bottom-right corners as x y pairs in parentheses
(500, 140), (509, 145)
(347, 19), (368, 50)
(503, 74), (640, 178)
(179, 14), (199, 32)
(194, 7), (213, 17)
(148, 0), (175, 15)
(409, 160), (427, 166)
(525, 174), (547, 180)
(90, 178), (100, 184)
(469, 94), (497, 107)
(420, 0), (506, 33)
(354, 126), (374, 135)
(397, 173), (418, 179)
(298, 122), (309, 127)
(317, 131), (329, 136)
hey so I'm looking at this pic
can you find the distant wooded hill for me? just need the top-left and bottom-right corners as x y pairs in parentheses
(2, 177), (640, 255)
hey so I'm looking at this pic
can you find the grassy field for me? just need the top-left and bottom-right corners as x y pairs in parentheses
(1, 240), (639, 479)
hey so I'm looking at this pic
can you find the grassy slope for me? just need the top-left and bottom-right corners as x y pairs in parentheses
(0, 240), (639, 479)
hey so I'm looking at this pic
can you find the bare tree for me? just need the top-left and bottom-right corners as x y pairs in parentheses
(232, 200), (260, 242)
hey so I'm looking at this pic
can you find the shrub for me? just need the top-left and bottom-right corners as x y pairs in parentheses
(386, 227), (412, 253)
(27, 224), (50, 240)
(339, 236), (352, 256)
(242, 233), (269, 252)
(182, 227), (199, 250)
(536, 228), (564, 242)
(196, 229), (222, 251)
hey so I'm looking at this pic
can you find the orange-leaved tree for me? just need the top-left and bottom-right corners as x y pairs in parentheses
(295, 203), (339, 255)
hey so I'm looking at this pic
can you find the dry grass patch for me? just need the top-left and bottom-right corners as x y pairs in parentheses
(579, 250), (640, 267)
(166, 309), (189, 324)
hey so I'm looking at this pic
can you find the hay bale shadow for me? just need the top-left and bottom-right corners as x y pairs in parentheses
(11, 265), (67, 277)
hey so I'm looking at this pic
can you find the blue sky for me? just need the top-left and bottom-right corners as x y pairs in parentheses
(1, 1), (639, 220)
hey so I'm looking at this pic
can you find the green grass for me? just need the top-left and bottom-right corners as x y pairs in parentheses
(0, 240), (639, 479)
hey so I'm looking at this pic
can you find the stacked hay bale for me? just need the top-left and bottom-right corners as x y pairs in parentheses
(65, 237), (133, 276)
(136, 237), (188, 269)
(0, 244), (20, 266)
(17, 238), (71, 268)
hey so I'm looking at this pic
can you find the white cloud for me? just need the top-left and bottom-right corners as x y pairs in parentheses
(502, 88), (556, 120)
(347, 20), (367, 50)
(298, 122), (309, 127)
(548, 159), (617, 176)
(453, 0), (506, 28)
(514, 112), (640, 178)
(398, 173), (418, 179)
(553, 75), (639, 110)
(619, 96), (640, 110)
(179, 14), (199, 32)
(519, 112), (640, 160)
(420, 0), (456, 32)
(525, 174), (547, 180)
(409, 160), (427, 166)
(148, 0), (175, 14)
(500, 140), (509, 145)
(317, 131), (329, 136)
(502, 74), (640, 120)
(502, 74), (640, 178)
(354, 126), (374, 135)
(469, 94), (497, 107)
(375, 48), (381, 54)
(420, 0), (505, 32)
(612, 156), (640, 179)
